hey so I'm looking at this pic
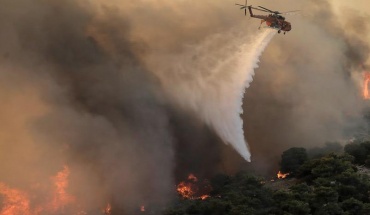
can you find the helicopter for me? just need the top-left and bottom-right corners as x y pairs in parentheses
(235, 0), (299, 34)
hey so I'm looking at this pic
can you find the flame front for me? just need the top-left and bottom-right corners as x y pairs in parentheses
(277, 171), (289, 179)
(188, 174), (198, 182)
(200, 195), (210, 200)
(177, 181), (196, 199)
(104, 203), (111, 215)
(176, 173), (212, 200)
(49, 166), (75, 212)
(0, 183), (33, 215)
(363, 72), (370, 99)
(0, 165), (85, 215)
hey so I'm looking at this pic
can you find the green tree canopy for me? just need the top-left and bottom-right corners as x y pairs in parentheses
(280, 147), (308, 175)
(344, 141), (370, 166)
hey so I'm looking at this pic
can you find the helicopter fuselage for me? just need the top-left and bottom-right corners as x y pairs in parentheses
(248, 7), (292, 32)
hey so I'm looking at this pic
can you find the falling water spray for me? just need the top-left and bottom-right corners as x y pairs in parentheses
(149, 28), (276, 162)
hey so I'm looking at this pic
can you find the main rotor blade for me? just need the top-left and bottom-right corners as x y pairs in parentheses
(280, 10), (301, 15)
(258, 6), (275, 13)
(250, 6), (271, 13)
(235, 3), (246, 7)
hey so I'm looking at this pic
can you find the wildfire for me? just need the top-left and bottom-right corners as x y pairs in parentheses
(176, 173), (212, 200)
(177, 181), (196, 199)
(49, 166), (75, 212)
(0, 165), (82, 215)
(140, 205), (145, 212)
(0, 183), (33, 215)
(363, 72), (370, 99)
(188, 174), (198, 182)
(104, 203), (112, 215)
(200, 195), (210, 200)
(277, 171), (289, 179)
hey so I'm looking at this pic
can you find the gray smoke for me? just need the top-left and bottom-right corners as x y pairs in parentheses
(241, 0), (370, 174)
(0, 1), (175, 214)
(0, 0), (370, 213)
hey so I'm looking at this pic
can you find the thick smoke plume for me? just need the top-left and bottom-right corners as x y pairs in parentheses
(1, 0), (370, 214)
(241, 0), (370, 174)
(0, 0), (176, 214)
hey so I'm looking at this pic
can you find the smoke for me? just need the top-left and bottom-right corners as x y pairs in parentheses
(1, 0), (370, 213)
(240, 0), (370, 174)
(0, 0), (272, 213)
(0, 0), (176, 214)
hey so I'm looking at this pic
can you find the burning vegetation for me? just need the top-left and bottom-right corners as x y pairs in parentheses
(49, 166), (75, 212)
(277, 171), (289, 179)
(0, 166), (83, 215)
(164, 143), (370, 215)
(0, 169), (214, 214)
(103, 203), (111, 215)
(363, 72), (370, 99)
(176, 174), (212, 200)
(0, 183), (33, 215)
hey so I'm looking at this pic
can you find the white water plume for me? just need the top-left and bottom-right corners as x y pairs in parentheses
(148, 28), (276, 162)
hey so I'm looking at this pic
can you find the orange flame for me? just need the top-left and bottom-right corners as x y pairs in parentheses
(0, 165), (83, 215)
(104, 203), (112, 215)
(177, 181), (195, 199)
(277, 171), (289, 179)
(140, 205), (145, 212)
(176, 173), (212, 200)
(188, 174), (198, 182)
(200, 195), (210, 200)
(0, 183), (33, 215)
(363, 72), (370, 99)
(49, 166), (75, 212)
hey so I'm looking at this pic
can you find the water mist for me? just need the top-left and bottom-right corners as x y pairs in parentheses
(147, 28), (276, 162)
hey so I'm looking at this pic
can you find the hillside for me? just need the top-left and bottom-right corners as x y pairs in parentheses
(164, 142), (370, 215)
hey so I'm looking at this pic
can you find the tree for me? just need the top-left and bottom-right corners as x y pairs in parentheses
(341, 197), (364, 215)
(336, 170), (370, 202)
(365, 155), (370, 168)
(210, 174), (231, 195)
(290, 183), (313, 202)
(272, 192), (310, 215)
(297, 153), (354, 183)
(165, 172), (275, 215)
(314, 203), (344, 215)
(308, 142), (343, 158)
(165, 146), (370, 215)
(344, 141), (370, 164)
(280, 147), (308, 175)
(362, 203), (370, 215)
(310, 186), (339, 211)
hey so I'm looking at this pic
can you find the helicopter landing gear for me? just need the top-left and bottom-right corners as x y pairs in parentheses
(278, 30), (281, 34)
(258, 20), (265, 30)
